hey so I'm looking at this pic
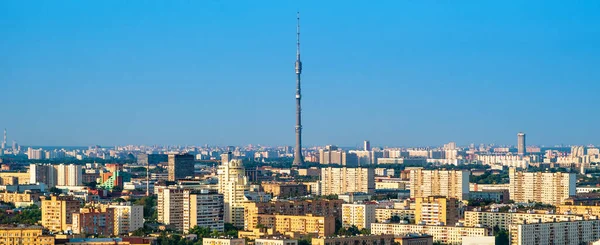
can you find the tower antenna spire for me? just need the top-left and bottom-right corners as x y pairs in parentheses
(293, 12), (305, 166)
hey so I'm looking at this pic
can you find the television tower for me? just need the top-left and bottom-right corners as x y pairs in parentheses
(292, 12), (305, 166)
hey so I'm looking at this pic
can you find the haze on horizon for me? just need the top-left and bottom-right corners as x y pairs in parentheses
(1, 1), (599, 147)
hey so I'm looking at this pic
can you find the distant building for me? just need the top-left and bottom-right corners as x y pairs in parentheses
(409, 169), (469, 200)
(469, 190), (509, 203)
(320, 167), (374, 195)
(517, 132), (526, 155)
(255, 237), (298, 245)
(203, 238), (245, 245)
(464, 210), (582, 230)
(168, 154), (195, 181)
(364, 140), (371, 151)
(137, 153), (168, 165)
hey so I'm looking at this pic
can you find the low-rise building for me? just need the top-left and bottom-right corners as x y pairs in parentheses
(203, 238), (245, 245)
(557, 204), (600, 217)
(394, 234), (433, 245)
(312, 234), (395, 245)
(469, 190), (509, 203)
(371, 223), (490, 245)
(0, 225), (55, 245)
(464, 210), (583, 230)
(0, 190), (40, 207)
(255, 237), (298, 245)
(261, 182), (307, 198)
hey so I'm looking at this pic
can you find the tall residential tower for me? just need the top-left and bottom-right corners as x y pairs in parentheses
(293, 12), (305, 166)
(517, 132), (526, 155)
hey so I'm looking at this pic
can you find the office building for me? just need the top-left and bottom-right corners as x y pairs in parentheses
(217, 156), (249, 228)
(510, 219), (600, 245)
(41, 195), (81, 232)
(244, 199), (343, 231)
(168, 154), (195, 181)
(251, 214), (335, 237)
(342, 203), (377, 229)
(183, 190), (224, 233)
(110, 203), (144, 235)
(415, 196), (459, 226)
(371, 223), (489, 245)
(509, 168), (576, 205)
(409, 169), (470, 200)
(312, 235), (394, 245)
(137, 153), (168, 165)
(72, 206), (115, 236)
(320, 167), (374, 195)
(0, 225), (55, 245)
(517, 132), (526, 155)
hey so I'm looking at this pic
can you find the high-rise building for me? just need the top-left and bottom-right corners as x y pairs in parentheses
(168, 154), (195, 181)
(243, 199), (343, 231)
(56, 164), (82, 186)
(251, 214), (335, 237)
(415, 196), (459, 226)
(292, 12), (304, 166)
(183, 190), (224, 233)
(27, 147), (44, 160)
(509, 168), (575, 205)
(409, 169), (470, 200)
(29, 164), (57, 187)
(364, 140), (371, 151)
(320, 167), (375, 195)
(517, 132), (526, 155)
(41, 195), (81, 232)
(157, 186), (185, 231)
(342, 203), (377, 229)
(217, 155), (249, 228)
(72, 206), (115, 236)
(110, 203), (144, 235)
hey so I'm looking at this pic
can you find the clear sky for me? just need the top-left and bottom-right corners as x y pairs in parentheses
(1, 1), (599, 147)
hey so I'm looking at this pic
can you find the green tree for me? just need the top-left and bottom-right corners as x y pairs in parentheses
(495, 229), (509, 245)
(49, 187), (62, 195)
(133, 195), (157, 222)
(390, 215), (401, 223)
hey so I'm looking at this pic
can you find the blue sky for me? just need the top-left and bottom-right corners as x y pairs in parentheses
(1, 1), (599, 147)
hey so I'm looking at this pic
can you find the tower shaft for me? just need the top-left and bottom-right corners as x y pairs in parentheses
(293, 12), (305, 165)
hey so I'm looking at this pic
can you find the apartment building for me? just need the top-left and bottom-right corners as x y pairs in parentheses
(0, 225), (55, 245)
(464, 210), (583, 230)
(409, 169), (469, 200)
(342, 203), (377, 229)
(243, 199), (343, 231)
(203, 238), (245, 245)
(72, 206), (115, 236)
(255, 237), (298, 245)
(0, 190), (40, 207)
(183, 190), (224, 233)
(40, 195), (81, 232)
(415, 196), (459, 226)
(509, 168), (576, 205)
(157, 186), (185, 231)
(218, 156), (249, 228)
(312, 235), (395, 245)
(261, 182), (307, 198)
(557, 204), (600, 216)
(110, 203), (144, 235)
(320, 167), (374, 195)
(251, 214), (335, 237)
(510, 219), (600, 245)
(370, 223), (489, 245)
(375, 208), (415, 223)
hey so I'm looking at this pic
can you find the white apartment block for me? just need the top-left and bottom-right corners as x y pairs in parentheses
(110, 203), (144, 234)
(320, 167), (374, 195)
(409, 169), (469, 200)
(510, 219), (600, 245)
(370, 223), (489, 245)
(342, 203), (377, 229)
(464, 210), (584, 230)
(509, 168), (576, 205)
(157, 186), (185, 231)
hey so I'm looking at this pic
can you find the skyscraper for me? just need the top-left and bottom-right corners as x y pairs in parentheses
(217, 154), (249, 228)
(517, 132), (526, 155)
(167, 154), (195, 181)
(364, 140), (371, 151)
(292, 12), (305, 166)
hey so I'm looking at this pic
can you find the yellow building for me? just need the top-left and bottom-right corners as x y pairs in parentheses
(409, 169), (469, 200)
(509, 168), (575, 205)
(557, 204), (600, 216)
(203, 238), (245, 245)
(342, 203), (377, 229)
(252, 214), (335, 237)
(0, 191), (40, 206)
(320, 167), (375, 195)
(312, 235), (395, 245)
(41, 195), (81, 232)
(375, 208), (415, 223)
(464, 210), (583, 230)
(0, 225), (55, 245)
(371, 223), (489, 245)
(0, 172), (29, 184)
(415, 196), (459, 226)
(243, 199), (343, 231)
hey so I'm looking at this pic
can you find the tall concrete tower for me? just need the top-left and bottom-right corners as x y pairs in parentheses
(517, 132), (526, 155)
(293, 12), (305, 166)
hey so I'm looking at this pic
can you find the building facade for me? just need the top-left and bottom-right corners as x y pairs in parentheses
(0, 225), (55, 245)
(110, 203), (144, 235)
(320, 167), (374, 195)
(464, 210), (583, 230)
(217, 157), (249, 228)
(72, 206), (115, 236)
(509, 168), (576, 205)
(183, 190), (225, 233)
(252, 214), (335, 237)
(409, 169), (469, 200)
(370, 223), (489, 245)
(168, 154), (195, 181)
(312, 235), (395, 245)
(510, 219), (600, 245)
(415, 196), (459, 226)
(243, 199), (343, 231)
(41, 195), (81, 232)
(157, 186), (185, 231)
(342, 203), (377, 229)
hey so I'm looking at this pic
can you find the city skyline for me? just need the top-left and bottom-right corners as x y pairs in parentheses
(2, 1), (600, 146)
